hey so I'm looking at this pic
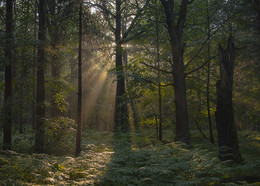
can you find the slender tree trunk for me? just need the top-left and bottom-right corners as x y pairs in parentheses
(3, 0), (14, 151)
(35, 0), (46, 153)
(76, 0), (82, 155)
(123, 50), (139, 129)
(161, 0), (190, 144)
(114, 0), (129, 132)
(122, 12), (139, 130)
(32, 0), (37, 130)
(158, 78), (162, 141)
(206, 0), (214, 144)
(155, 0), (162, 141)
(216, 35), (242, 162)
(19, 106), (23, 134)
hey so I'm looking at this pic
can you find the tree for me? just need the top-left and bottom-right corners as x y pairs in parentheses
(206, 0), (214, 143)
(76, 0), (82, 155)
(121, 3), (140, 130)
(114, 0), (129, 132)
(3, 0), (14, 150)
(32, 0), (37, 130)
(160, 0), (192, 144)
(215, 34), (242, 162)
(35, 0), (46, 153)
(88, 0), (150, 132)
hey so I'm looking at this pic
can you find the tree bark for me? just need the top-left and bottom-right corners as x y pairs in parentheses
(32, 0), (37, 130)
(114, 0), (129, 132)
(3, 0), (14, 151)
(215, 35), (242, 162)
(155, 0), (162, 141)
(122, 11), (139, 130)
(19, 109), (23, 134)
(206, 0), (214, 144)
(123, 46), (139, 129)
(76, 0), (82, 155)
(35, 0), (46, 153)
(161, 0), (190, 144)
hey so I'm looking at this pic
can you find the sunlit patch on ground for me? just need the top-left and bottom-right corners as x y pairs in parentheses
(0, 143), (114, 185)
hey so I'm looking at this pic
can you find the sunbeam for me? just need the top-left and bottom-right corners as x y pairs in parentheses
(83, 70), (108, 128)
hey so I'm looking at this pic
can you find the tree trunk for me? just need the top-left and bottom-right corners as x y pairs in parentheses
(35, 0), (46, 153)
(206, 0), (214, 144)
(155, 0), (162, 141)
(19, 110), (23, 134)
(172, 47), (190, 144)
(215, 35), (242, 162)
(155, 7), (162, 141)
(32, 0), (37, 130)
(114, 0), (129, 132)
(3, 0), (14, 151)
(123, 50), (139, 129)
(76, 0), (82, 156)
(122, 14), (139, 130)
(161, 0), (190, 144)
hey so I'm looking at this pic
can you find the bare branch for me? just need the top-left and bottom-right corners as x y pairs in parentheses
(185, 55), (217, 77)
(85, 2), (116, 19)
(188, 0), (195, 4)
(195, 120), (207, 139)
(141, 77), (173, 87)
(140, 62), (172, 74)
(85, 2), (116, 33)
(185, 19), (229, 69)
(120, 23), (153, 44)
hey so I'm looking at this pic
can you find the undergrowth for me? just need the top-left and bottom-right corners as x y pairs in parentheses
(0, 129), (259, 185)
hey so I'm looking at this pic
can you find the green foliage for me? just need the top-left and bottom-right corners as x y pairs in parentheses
(44, 116), (76, 155)
(47, 79), (74, 113)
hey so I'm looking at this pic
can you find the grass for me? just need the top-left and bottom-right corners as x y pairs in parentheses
(0, 128), (259, 185)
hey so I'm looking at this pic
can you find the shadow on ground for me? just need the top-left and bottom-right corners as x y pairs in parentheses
(94, 132), (184, 185)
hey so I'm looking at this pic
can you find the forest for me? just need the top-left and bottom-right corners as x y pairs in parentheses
(0, 0), (259, 185)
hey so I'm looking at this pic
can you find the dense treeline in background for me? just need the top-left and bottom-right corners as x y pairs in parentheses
(0, 0), (259, 185)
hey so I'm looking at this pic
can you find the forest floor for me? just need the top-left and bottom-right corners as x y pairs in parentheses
(0, 129), (260, 185)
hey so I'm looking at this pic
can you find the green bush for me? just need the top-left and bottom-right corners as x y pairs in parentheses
(44, 116), (76, 155)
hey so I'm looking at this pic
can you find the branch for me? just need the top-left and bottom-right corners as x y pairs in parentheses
(195, 120), (207, 139)
(160, 83), (174, 87)
(120, 23), (153, 44)
(85, 2), (116, 19)
(141, 77), (173, 87)
(188, 0), (195, 4)
(86, 2), (116, 33)
(185, 55), (216, 77)
(122, 0), (151, 39)
(106, 15), (116, 34)
(140, 62), (172, 74)
(141, 77), (157, 86)
(250, 55), (260, 67)
(185, 19), (228, 69)
(160, 0), (168, 7)
(0, 14), (5, 24)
